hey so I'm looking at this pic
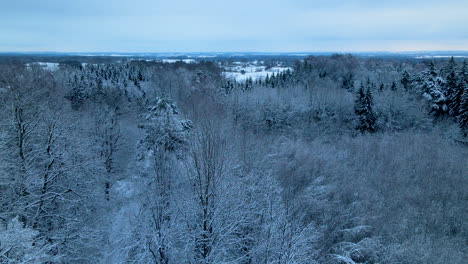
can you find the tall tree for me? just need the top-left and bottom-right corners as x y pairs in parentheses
(418, 61), (449, 116)
(458, 84), (468, 137)
(444, 57), (460, 116)
(354, 82), (377, 132)
(401, 70), (412, 91)
(128, 96), (192, 263)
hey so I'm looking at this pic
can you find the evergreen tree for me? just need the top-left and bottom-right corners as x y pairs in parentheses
(66, 74), (88, 110)
(460, 60), (468, 84)
(443, 57), (457, 76)
(458, 84), (468, 137)
(342, 72), (355, 91)
(390, 81), (397, 91)
(354, 82), (377, 132)
(418, 61), (448, 116)
(265, 74), (270, 85)
(379, 83), (385, 92)
(450, 82), (464, 117)
(444, 57), (460, 116)
(401, 70), (411, 90)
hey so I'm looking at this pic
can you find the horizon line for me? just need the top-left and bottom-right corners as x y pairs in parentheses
(1, 50), (468, 55)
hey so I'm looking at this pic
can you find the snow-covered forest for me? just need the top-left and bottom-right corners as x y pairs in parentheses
(0, 54), (467, 263)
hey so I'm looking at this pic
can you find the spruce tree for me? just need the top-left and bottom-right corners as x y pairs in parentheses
(342, 72), (355, 91)
(66, 74), (88, 110)
(354, 82), (377, 132)
(379, 83), (385, 92)
(445, 57), (460, 116)
(459, 60), (468, 85)
(390, 81), (397, 91)
(418, 61), (448, 116)
(449, 82), (464, 117)
(401, 70), (411, 90)
(458, 83), (468, 137)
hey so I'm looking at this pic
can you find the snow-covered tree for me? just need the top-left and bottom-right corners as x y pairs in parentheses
(341, 72), (355, 91)
(95, 105), (121, 201)
(128, 96), (192, 263)
(417, 61), (449, 116)
(458, 84), (468, 137)
(443, 57), (461, 116)
(448, 60), (467, 118)
(400, 70), (412, 91)
(0, 217), (53, 263)
(390, 81), (397, 91)
(354, 82), (377, 132)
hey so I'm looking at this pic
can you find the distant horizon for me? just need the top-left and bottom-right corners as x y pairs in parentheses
(1, 50), (468, 55)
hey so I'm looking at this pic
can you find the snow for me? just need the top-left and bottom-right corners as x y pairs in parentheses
(223, 71), (271, 82)
(415, 55), (468, 59)
(161, 59), (196, 63)
(107, 177), (144, 263)
(25, 62), (59, 71)
(113, 180), (135, 199)
(222, 62), (293, 82)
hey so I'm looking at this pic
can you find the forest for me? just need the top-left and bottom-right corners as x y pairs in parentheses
(0, 54), (467, 263)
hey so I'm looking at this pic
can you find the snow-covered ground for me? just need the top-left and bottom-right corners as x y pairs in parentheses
(161, 59), (196, 63)
(25, 62), (59, 71)
(107, 178), (142, 263)
(222, 62), (292, 82)
(415, 55), (468, 59)
(23, 60), (293, 82)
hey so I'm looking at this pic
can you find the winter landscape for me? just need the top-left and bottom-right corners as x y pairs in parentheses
(1, 1), (468, 263)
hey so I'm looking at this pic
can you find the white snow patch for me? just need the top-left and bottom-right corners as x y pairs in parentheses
(161, 59), (196, 63)
(113, 180), (135, 199)
(222, 62), (293, 82)
(26, 62), (59, 71)
(415, 55), (468, 59)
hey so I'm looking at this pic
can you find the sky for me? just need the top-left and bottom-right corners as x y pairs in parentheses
(1, 0), (467, 52)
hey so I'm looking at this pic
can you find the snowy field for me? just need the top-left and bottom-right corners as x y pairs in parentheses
(222, 62), (292, 82)
(161, 59), (196, 63)
(26, 62), (59, 71)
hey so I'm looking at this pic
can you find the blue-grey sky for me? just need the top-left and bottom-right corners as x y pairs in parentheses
(1, 0), (467, 52)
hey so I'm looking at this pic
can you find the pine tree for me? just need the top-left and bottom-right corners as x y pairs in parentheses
(354, 82), (377, 132)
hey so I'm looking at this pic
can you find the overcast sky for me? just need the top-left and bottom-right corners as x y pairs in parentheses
(1, 0), (467, 52)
